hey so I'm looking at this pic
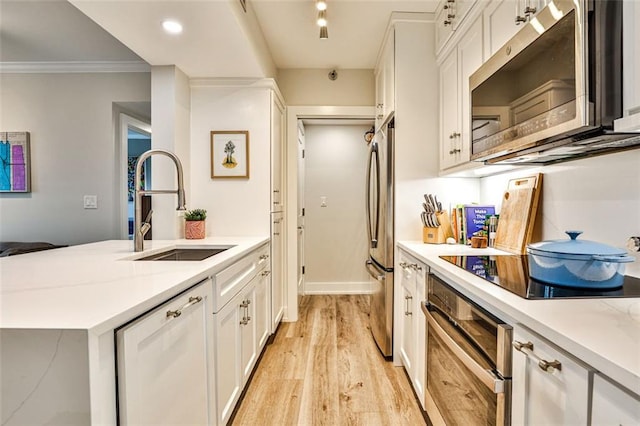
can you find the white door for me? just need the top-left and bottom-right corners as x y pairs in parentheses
(297, 120), (306, 297)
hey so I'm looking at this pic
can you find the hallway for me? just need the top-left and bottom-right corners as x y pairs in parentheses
(231, 295), (425, 425)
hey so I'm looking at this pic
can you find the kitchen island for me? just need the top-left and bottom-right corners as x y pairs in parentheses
(0, 237), (269, 425)
(398, 241), (640, 409)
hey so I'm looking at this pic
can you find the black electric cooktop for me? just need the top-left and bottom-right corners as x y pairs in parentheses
(440, 255), (640, 300)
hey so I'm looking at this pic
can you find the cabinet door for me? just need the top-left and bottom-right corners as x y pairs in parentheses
(375, 28), (395, 129)
(435, 1), (455, 54)
(271, 92), (285, 211)
(400, 284), (415, 379)
(382, 29), (395, 121)
(483, 0), (521, 58)
(398, 253), (416, 379)
(214, 291), (244, 425)
(271, 216), (284, 332)
(116, 280), (213, 425)
(240, 284), (257, 383)
(439, 49), (460, 170)
(512, 326), (591, 425)
(623, 0), (640, 119)
(591, 373), (640, 425)
(412, 260), (428, 410)
(255, 269), (272, 351)
(457, 17), (484, 165)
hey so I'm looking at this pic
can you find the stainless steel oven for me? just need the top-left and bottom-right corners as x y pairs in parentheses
(422, 273), (512, 426)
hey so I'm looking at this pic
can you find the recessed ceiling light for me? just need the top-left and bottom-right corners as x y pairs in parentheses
(316, 0), (327, 11)
(162, 20), (183, 34)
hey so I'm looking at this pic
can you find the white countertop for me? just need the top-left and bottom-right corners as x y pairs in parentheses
(0, 237), (269, 334)
(398, 241), (640, 396)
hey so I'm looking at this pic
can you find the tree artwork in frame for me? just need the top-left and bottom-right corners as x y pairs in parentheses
(211, 131), (250, 179)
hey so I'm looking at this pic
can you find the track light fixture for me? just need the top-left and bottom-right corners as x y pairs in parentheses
(316, 0), (328, 39)
(316, 10), (327, 27)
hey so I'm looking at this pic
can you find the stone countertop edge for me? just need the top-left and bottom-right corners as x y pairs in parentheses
(397, 240), (640, 397)
(0, 236), (270, 335)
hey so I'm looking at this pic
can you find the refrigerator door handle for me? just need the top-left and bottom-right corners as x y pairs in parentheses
(365, 260), (385, 281)
(366, 142), (380, 249)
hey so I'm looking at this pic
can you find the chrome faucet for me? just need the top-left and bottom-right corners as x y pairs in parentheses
(134, 149), (186, 252)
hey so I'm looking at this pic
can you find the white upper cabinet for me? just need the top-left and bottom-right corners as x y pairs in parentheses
(439, 17), (484, 171)
(483, 0), (547, 58)
(374, 29), (395, 129)
(616, 0), (640, 131)
(435, 0), (479, 54)
(271, 91), (285, 211)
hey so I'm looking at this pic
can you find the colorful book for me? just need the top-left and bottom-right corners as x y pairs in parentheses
(463, 205), (496, 243)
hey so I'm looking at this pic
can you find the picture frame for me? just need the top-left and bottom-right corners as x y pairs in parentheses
(0, 131), (31, 193)
(210, 130), (250, 179)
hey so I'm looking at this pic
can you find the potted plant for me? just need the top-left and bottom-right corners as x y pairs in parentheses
(184, 209), (207, 239)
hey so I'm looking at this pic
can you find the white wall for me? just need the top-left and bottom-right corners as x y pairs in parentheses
(303, 124), (371, 293)
(0, 72), (150, 245)
(479, 150), (640, 276)
(189, 80), (271, 237)
(277, 69), (374, 106)
(150, 66), (191, 239)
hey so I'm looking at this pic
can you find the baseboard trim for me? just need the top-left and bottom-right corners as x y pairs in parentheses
(304, 281), (372, 295)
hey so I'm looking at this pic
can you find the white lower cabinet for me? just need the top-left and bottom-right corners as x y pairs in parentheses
(512, 325), (592, 425)
(116, 279), (214, 425)
(397, 249), (427, 409)
(213, 246), (271, 425)
(592, 373), (640, 425)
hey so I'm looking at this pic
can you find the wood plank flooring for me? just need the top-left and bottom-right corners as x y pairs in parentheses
(231, 295), (426, 425)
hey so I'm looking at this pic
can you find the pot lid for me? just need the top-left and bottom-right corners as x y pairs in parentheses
(528, 231), (627, 256)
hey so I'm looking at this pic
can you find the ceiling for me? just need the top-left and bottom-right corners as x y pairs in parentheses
(1, 0), (439, 78)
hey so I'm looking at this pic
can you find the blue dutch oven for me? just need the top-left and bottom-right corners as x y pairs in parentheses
(527, 231), (635, 289)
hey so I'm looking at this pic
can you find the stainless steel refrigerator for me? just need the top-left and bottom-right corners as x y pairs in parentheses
(365, 116), (394, 357)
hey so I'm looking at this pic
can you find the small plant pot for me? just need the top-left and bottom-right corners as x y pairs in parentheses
(185, 220), (205, 239)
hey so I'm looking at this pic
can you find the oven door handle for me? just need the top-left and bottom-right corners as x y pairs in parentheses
(423, 302), (506, 394)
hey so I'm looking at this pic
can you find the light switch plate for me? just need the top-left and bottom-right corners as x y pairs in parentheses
(84, 195), (98, 209)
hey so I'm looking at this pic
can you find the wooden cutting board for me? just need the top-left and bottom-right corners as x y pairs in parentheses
(494, 173), (542, 254)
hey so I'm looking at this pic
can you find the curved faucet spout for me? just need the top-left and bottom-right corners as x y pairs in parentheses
(134, 149), (187, 252)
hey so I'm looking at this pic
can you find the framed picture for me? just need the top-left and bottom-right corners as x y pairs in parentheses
(0, 131), (31, 193)
(211, 131), (250, 179)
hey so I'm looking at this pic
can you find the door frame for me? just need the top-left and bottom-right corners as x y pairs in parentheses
(285, 106), (375, 322)
(118, 113), (151, 239)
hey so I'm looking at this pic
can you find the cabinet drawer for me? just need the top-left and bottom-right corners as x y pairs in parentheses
(212, 244), (269, 313)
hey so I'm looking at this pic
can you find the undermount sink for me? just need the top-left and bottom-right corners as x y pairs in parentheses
(135, 246), (234, 261)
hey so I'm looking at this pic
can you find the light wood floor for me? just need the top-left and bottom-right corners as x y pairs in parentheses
(231, 295), (426, 425)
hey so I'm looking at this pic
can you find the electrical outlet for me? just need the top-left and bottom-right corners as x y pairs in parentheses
(320, 196), (327, 207)
(83, 195), (98, 209)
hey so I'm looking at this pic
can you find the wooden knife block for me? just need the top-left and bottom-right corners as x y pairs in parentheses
(423, 211), (454, 244)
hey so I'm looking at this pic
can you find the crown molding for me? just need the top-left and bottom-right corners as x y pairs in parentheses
(0, 61), (150, 74)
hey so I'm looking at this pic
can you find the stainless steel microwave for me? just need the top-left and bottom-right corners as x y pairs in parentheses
(469, 0), (640, 165)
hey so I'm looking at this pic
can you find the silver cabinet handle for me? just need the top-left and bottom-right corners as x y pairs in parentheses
(404, 295), (413, 316)
(166, 296), (202, 319)
(515, 15), (527, 24)
(261, 270), (271, 276)
(444, 20), (452, 26)
(259, 254), (269, 264)
(513, 340), (562, 373)
(399, 261), (410, 269)
(410, 263), (422, 271)
(524, 6), (536, 15)
(449, 148), (461, 155)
